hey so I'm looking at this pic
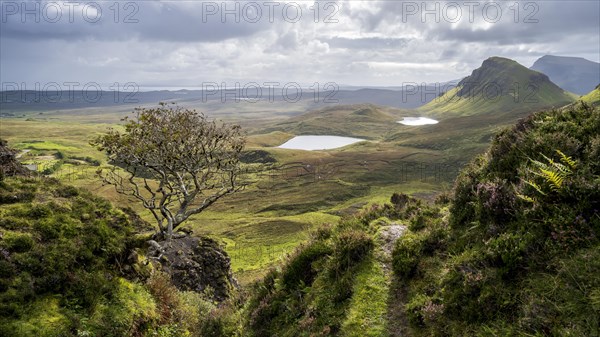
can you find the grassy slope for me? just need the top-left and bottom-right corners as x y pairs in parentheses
(393, 102), (600, 336)
(4, 80), (574, 286)
(0, 176), (219, 337)
(232, 196), (437, 337)
(225, 103), (599, 337)
(581, 85), (600, 106)
(0, 177), (142, 336)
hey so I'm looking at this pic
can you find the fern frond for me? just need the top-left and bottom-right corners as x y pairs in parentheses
(530, 159), (549, 170)
(537, 168), (564, 190)
(517, 194), (536, 203)
(522, 178), (547, 196)
(550, 161), (570, 174)
(541, 153), (557, 167)
(556, 149), (577, 169)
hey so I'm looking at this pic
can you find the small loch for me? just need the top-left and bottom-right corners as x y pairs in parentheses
(397, 117), (439, 126)
(278, 135), (365, 151)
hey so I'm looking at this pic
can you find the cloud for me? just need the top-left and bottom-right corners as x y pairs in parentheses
(325, 37), (411, 50)
(1, 0), (598, 86)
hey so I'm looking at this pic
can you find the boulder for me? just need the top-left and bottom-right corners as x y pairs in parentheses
(147, 235), (237, 302)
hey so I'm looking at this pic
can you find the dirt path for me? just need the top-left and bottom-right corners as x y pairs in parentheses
(378, 224), (410, 337)
(16, 149), (31, 158)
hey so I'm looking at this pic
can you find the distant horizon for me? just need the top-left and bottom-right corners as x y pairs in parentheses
(1, 54), (596, 92)
(1, 53), (597, 91)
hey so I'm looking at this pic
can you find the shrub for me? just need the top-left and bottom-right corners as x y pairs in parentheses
(310, 223), (333, 241)
(54, 185), (79, 198)
(0, 190), (35, 204)
(392, 231), (424, 278)
(27, 204), (53, 219)
(449, 156), (486, 228)
(587, 135), (600, 174)
(484, 232), (533, 275)
(144, 272), (215, 336)
(421, 221), (450, 254)
(390, 193), (409, 209)
(2, 232), (35, 253)
(41, 161), (62, 175)
(330, 230), (374, 275)
(198, 305), (241, 337)
(405, 293), (432, 327)
(409, 214), (427, 231)
(281, 241), (332, 291)
(474, 179), (516, 225)
(0, 217), (31, 230)
(33, 218), (61, 241)
(434, 192), (451, 205)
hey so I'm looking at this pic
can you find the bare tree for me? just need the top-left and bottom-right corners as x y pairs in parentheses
(92, 103), (245, 239)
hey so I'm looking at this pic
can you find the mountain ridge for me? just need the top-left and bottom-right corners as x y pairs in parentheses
(421, 56), (576, 116)
(530, 55), (600, 95)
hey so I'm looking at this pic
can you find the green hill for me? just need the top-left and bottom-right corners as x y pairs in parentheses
(581, 84), (600, 106)
(0, 176), (215, 337)
(211, 102), (600, 336)
(393, 102), (600, 335)
(267, 104), (406, 140)
(421, 57), (577, 116)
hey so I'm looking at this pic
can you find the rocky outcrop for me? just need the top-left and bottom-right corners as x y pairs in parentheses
(0, 139), (30, 179)
(147, 235), (238, 302)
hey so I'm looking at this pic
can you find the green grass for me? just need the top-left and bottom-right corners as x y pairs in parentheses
(4, 91), (597, 336)
(340, 256), (389, 337)
(581, 86), (600, 106)
(18, 141), (79, 153)
(266, 103), (410, 140)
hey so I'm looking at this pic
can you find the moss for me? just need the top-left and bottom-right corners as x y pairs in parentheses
(86, 278), (159, 336)
(0, 177), (159, 336)
(0, 296), (71, 337)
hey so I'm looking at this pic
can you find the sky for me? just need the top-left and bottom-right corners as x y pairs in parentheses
(1, 0), (599, 89)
